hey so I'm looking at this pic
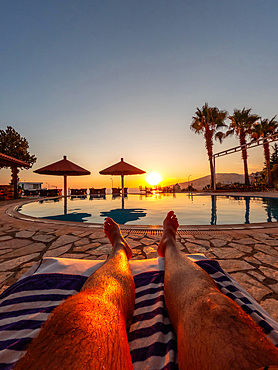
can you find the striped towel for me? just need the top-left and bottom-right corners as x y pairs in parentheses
(0, 256), (277, 369)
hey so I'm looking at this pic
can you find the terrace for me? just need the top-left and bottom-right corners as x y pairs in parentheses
(0, 193), (278, 322)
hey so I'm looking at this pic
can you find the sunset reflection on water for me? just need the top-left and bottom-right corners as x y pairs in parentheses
(18, 194), (278, 226)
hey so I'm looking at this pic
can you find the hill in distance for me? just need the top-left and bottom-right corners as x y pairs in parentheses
(177, 173), (245, 190)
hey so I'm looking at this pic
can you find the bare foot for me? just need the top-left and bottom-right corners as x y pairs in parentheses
(157, 211), (179, 257)
(104, 217), (132, 260)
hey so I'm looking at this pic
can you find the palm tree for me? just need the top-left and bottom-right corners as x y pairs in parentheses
(227, 108), (260, 186)
(191, 103), (228, 189)
(251, 116), (278, 187)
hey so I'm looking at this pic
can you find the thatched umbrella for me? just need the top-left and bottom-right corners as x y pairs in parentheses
(99, 158), (145, 207)
(34, 155), (90, 213)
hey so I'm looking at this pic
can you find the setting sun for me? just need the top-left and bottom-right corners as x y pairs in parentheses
(146, 172), (162, 186)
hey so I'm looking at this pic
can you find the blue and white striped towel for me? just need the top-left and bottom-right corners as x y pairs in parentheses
(0, 255), (277, 369)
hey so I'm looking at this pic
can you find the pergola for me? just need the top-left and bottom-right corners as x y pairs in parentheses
(212, 133), (278, 190)
(0, 153), (30, 198)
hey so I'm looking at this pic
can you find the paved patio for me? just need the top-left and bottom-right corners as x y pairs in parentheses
(0, 195), (278, 321)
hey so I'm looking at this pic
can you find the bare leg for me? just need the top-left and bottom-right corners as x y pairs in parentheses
(15, 218), (135, 370)
(159, 211), (278, 370)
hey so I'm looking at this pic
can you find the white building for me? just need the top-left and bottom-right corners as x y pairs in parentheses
(19, 182), (43, 191)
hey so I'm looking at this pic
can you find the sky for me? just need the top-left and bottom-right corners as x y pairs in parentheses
(1, 0), (278, 190)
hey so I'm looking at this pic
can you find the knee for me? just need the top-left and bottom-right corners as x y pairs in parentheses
(46, 293), (96, 330)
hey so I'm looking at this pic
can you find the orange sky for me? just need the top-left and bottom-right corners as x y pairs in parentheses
(0, 142), (266, 190)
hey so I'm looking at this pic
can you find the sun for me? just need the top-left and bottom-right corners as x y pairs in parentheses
(146, 172), (162, 186)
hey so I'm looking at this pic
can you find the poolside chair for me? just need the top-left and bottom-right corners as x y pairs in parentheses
(39, 189), (62, 197)
(0, 185), (14, 200)
(112, 187), (121, 194)
(89, 188), (97, 195)
(23, 189), (31, 196)
(89, 188), (106, 199)
(1, 255), (277, 369)
(89, 188), (106, 195)
(47, 189), (62, 197)
(70, 188), (87, 196)
(70, 189), (87, 199)
(39, 189), (48, 197)
(112, 188), (121, 198)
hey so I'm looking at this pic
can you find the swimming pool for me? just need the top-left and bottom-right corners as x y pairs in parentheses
(18, 194), (278, 226)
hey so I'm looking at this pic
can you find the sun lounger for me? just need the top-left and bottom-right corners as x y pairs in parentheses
(89, 188), (106, 195)
(0, 185), (14, 200)
(70, 188), (87, 196)
(112, 187), (121, 195)
(89, 188), (106, 198)
(39, 189), (62, 197)
(22, 189), (39, 196)
(0, 256), (277, 369)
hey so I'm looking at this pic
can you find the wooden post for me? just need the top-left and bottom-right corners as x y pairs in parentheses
(213, 156), (216, 191)
(64, 174), (67, 214)
(12, 166), (18, 199)
(121, 174), (124, 209)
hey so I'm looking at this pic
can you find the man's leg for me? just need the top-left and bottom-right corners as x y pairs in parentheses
(15, 218), (135, 370)
(158, 211), (278, 370)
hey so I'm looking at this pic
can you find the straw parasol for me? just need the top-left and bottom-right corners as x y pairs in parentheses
(99, 158), (145, 206)
(34, 156), (91, 213)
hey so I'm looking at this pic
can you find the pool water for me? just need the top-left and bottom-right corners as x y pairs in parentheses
(18, 194), (278, 225)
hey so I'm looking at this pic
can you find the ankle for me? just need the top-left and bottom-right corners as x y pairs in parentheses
(163, 232), (176, 244)
(163, 238), (180, 256)
(166, 237), (177, 248)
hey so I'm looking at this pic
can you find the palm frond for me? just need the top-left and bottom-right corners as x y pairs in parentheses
(215, 132), (225, 143)
(225, 129), (234, 137)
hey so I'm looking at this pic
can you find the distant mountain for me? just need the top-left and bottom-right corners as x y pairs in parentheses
(177, 173), (245, 190)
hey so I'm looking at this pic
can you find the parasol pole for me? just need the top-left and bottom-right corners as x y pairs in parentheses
(12, 166), (18, 199)
(64, 174), (67, 214)
(121, 174), (124, 209)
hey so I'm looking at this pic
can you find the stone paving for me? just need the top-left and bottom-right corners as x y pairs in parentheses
(0, 198), (278, 322)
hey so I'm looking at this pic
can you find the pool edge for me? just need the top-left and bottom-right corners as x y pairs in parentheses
(7, 197), (278, 233)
